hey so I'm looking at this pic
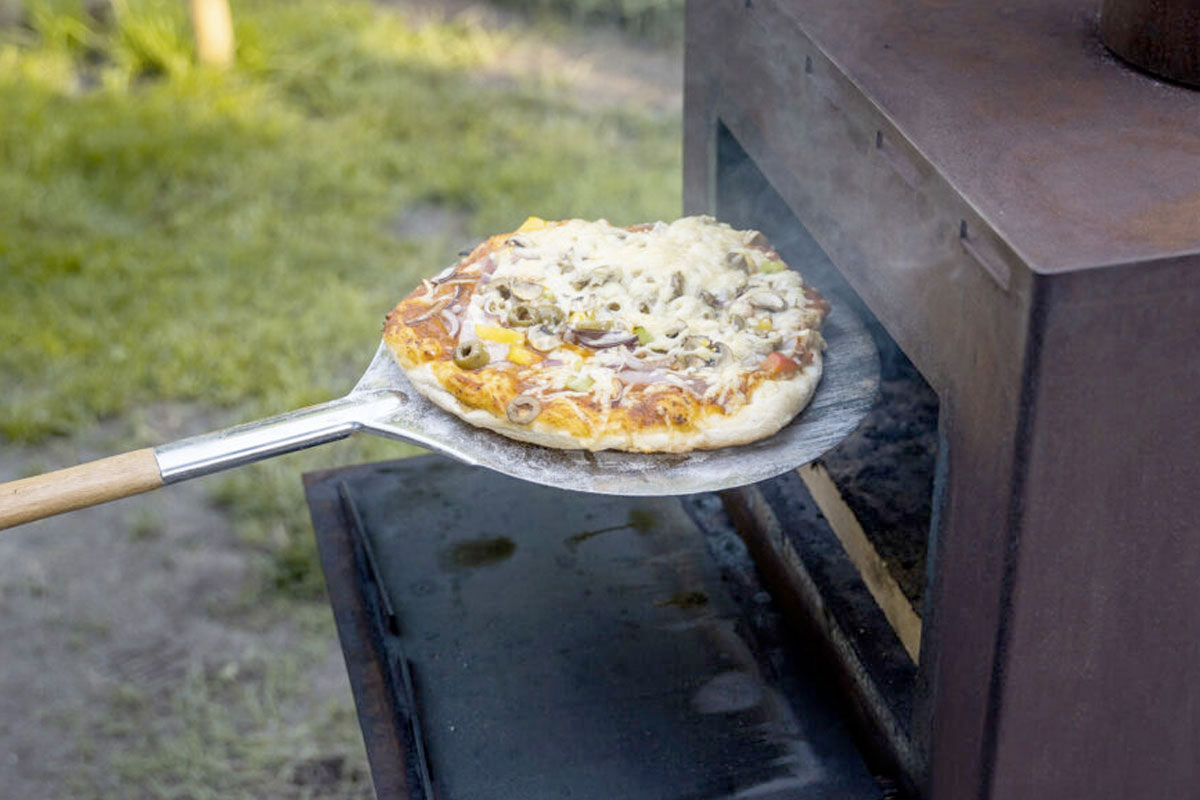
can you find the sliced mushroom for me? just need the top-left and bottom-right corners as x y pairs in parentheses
(568, 265), (615, 291)
(506, 395), (542, 424)
(511, 280), (543, 301)
(747, 291), (787, 312)
(489, 279), (512, 300)
(670, 271), (685, 300)
(744, 230), (769, 248)
(751, 333), (783, 354)
(725, 251), (750, 272)
(800, 329), (827, 352)
(525, 325), (562, 353)
(729, 313), (746, 331)
(588, 266), (617, 287)
(663, 321), (686, 339)
(711, 341), (732, 363)
(699, 289), (719, 308)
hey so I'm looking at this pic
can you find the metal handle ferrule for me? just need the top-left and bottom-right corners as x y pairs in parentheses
(153, 391), (405, 483)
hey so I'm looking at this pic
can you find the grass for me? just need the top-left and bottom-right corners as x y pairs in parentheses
(1, 0), (681, 593)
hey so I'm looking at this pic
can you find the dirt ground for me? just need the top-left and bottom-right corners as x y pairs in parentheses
(0, 5), (681, 798)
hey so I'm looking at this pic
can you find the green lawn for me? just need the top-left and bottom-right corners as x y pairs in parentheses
(1, 0), (680, 593)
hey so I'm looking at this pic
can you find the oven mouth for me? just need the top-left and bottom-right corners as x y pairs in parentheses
(714, 120), (943, 788)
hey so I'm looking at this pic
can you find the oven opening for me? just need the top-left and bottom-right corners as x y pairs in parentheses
(715, 121), (941, 758)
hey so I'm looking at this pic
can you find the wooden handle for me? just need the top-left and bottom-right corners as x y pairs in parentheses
(0, 448), (164, 530)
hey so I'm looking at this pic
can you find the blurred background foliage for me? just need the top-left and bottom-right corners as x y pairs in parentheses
(1, 0), (681, 595)
(492, 0), (683, 40)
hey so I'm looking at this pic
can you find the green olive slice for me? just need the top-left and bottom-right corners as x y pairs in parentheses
(506, 395), (542, 424)
(507, 303), (538, 327)
(536, 305), (565, 327)
(453, 341), (489, 370)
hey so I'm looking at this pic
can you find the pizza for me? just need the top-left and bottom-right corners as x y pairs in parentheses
(383, 215), (829, 453)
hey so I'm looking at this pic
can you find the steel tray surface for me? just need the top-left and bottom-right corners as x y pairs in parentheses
(304, 455), (882, 800)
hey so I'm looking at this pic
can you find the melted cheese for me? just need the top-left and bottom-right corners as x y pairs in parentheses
(457, 216), (821, 410)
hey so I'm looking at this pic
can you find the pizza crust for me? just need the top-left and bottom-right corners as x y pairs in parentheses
(401, 347), (823, 453)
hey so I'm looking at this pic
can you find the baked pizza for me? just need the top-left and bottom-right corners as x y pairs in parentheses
(383, 215), (829, 453)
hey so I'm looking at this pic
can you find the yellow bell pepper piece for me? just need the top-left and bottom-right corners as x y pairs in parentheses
(517, 216), (547, 233)
(506, 345), (539, 365)
(475, 324), (523, 344)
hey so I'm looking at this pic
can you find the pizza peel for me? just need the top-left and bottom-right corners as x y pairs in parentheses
(0, 299), (877, 530)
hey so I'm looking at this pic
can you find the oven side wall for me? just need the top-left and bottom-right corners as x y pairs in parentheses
(990, 258), (1200, 798)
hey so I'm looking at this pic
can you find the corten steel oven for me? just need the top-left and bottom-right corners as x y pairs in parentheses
(683, 1), (1200, 799)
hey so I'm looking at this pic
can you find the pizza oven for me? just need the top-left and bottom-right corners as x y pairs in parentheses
(683, 1), (1200, 798)
(299, 3), (1200, 799)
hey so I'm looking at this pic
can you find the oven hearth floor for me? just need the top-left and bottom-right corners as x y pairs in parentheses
(305, 455), (881, 800)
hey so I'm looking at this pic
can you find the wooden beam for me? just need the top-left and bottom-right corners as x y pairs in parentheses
(798, 463), (923, 662)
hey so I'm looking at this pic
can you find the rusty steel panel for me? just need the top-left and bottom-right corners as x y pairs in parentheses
(769, 0), (1200, 274)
